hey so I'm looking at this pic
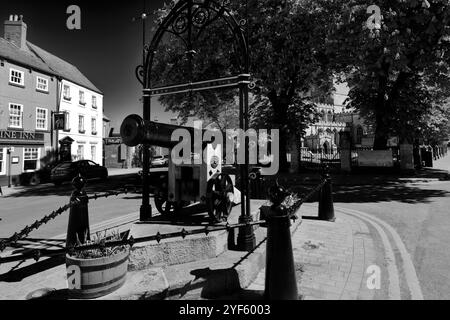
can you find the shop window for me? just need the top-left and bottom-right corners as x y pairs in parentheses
(24, 148), (39, 171)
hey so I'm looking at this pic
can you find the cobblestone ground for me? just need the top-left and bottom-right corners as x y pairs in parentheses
(247, 210), (386, 300)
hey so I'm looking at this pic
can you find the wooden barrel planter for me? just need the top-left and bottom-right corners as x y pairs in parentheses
(66, 248), (129, 299)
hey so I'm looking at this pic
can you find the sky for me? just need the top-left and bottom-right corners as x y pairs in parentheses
(0, 0), (349, 130)
(0, 0), (177, 131)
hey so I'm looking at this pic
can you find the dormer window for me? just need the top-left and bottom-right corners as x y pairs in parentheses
(9, 68), (24, 86)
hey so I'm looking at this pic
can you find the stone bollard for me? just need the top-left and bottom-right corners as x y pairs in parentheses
(318, 166), (335, 222)
(66, 175), (90, 248)
(264, 183), (299, 300)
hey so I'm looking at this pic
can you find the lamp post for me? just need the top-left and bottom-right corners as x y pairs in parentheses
(134, 1), (152, 221)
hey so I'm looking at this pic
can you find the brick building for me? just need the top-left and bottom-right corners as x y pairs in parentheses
(0, 15), (103, 186)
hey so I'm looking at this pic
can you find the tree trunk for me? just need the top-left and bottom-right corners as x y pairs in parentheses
(279, 129), (290, 172)
(373, 63), (390, 150)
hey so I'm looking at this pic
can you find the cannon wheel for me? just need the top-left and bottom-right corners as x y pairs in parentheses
(154, 194), (179, 216)
(206, 173), (234, 223)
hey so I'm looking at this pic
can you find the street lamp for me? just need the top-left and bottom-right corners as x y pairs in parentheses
(133, 0), (153, 221)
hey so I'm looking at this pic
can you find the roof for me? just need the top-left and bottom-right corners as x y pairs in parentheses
(0, 37), (102, 94)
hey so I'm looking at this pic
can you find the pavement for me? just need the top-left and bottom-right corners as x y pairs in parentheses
(3, 161), (440, 300)
(0, 200), (418, 300)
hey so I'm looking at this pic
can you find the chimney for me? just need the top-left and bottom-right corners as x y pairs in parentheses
(4, 15), (27, 49)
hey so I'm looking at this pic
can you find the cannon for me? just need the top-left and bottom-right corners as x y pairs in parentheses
(120, 114), (236, 222)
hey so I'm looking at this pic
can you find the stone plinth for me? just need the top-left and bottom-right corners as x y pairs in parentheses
(128, 200), (266, 271)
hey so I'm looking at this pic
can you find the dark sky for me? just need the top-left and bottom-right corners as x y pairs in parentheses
(0, 0), (176, 130)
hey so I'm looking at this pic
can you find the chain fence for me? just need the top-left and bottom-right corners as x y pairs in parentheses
(0, 177), (329, 265)
(0, 187), (140, 252)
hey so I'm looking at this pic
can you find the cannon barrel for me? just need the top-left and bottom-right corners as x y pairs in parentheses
(120, 114), (214, 148)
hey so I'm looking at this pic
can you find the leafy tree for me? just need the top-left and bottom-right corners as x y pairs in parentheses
(326, 0), (450, 148)
(150, 0), (333, 171)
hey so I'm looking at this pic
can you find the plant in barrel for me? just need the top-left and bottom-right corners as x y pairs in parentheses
(66, 229), (130, 299)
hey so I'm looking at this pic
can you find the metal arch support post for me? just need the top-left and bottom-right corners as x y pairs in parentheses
(137, 0), (250, 223)
(237, 82), (256, 252)
(140, 92), (152, 221)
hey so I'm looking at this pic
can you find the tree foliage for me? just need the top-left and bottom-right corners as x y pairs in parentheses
(150, 0), (334, 170)
(326, 0), (450, 147)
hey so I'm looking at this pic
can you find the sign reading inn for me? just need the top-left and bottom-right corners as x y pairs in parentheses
(0, 130), (45, 144)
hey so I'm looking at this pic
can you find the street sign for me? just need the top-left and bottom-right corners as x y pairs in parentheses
(54, 113), (66, 130)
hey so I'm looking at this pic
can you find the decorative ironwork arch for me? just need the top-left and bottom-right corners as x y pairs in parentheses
(137, 0), (254, 251)
(136, 0), (249, 89)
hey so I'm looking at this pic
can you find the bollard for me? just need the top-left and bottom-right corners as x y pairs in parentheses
(66, 175), (90, 248)
(318, 166), (335, 222)
(264, 183), (299, 300)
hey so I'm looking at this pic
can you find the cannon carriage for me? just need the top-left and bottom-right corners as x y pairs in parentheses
(120, 114), (237, 223)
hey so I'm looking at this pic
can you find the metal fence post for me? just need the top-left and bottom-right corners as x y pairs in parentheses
(66, 175), (90, 248)
(264, 183), (299, 300)
(318, 165), (335, 222)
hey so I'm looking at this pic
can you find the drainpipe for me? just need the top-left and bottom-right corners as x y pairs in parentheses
(55, 77), (62, 161)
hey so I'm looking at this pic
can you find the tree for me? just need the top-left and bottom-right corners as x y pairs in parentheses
(150, 0), (333, 172)
(326, 0), (450, 148)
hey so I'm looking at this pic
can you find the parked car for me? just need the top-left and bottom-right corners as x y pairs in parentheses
(50, 160), (108, 186)
(151, 155), (169, 167)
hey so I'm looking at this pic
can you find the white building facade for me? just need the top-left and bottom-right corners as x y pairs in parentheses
(58, 79), (103, 163)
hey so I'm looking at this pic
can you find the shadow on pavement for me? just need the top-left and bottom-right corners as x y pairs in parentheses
(2, 174), (144, 198)
(0, 256), (65, 283)
(272, 167), (450, 204)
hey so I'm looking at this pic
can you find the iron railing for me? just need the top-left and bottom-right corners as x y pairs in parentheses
(0, 175), (331, 266)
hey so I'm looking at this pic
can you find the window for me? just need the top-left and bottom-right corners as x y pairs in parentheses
(92, 96), (97, 109)
(64, 112), (71, 131)
(24, 148), (39, 171)
(63, 85), (71, 100)
(9, 103), (23, 128)
(36, 108), (48, 130)
(78, 115), (85, 133)
(0, 148), (5, 175)
(91, 117), (97, 135)
(36, 77), (48, 92)
(9, 68), (24, 86)
(77, 145), (84, 160)
(79, 91), (86, 105)
(90, 145), (96, 161)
